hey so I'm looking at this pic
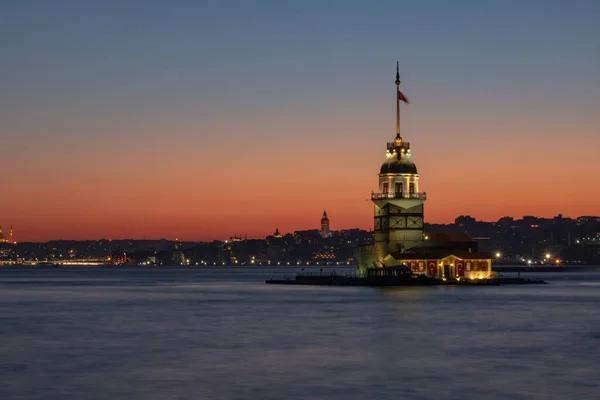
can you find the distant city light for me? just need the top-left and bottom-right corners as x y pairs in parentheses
(495, 252), (502, 258)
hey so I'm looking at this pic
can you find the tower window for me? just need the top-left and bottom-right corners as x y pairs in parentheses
(383, 183), (389, 194)
(395, 182), (402, 195)
(409, 183), (415, 194)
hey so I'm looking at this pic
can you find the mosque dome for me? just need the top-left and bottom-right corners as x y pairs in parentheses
(380, 156), (418, 174)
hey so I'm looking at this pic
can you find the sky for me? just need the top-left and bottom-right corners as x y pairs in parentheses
(1, 0), (599, 242)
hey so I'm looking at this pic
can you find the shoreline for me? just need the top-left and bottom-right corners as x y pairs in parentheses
(0, 264), (599, 271)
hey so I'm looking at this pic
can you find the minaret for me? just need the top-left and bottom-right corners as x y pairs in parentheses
(9, 225), (13, 244)
(371, 63), (426, 265)
(320, 210), (331, 239)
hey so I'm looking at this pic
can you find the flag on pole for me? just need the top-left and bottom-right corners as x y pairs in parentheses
(397, 89), (409, 104)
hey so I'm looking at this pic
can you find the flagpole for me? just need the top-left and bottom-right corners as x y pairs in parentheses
(395, 61), (401, 136)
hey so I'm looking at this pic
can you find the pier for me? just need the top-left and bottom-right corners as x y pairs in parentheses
(266, 269), (546, 287)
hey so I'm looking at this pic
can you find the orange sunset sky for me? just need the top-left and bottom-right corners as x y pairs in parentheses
(1, 1), (599, 242)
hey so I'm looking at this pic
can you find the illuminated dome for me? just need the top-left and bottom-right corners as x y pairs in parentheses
(380, 156), (418, 174)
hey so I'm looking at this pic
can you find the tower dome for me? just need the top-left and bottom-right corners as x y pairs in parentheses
(380, 156), (417, 174)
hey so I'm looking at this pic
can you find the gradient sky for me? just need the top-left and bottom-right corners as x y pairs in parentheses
(1, 0), (599, 241)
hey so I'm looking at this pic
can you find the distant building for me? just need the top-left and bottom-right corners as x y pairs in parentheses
(0, 225), (14, 244)
(294, 230), (320, 245)
(455, 215), (476, 226)
(355, 64), (492, 279)
(172, 250), (185, 266)
(577, 216), (600, 225)
(320, 210), (331, 238)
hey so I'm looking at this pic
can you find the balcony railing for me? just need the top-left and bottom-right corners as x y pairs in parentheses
(387, 141), (410, 151)
(371, 192), (427, 200)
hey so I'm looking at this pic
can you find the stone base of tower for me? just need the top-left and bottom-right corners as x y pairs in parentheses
(355, 244), (377, 275)
(374, 231), (423, 254)
(354, 238), (424, 275)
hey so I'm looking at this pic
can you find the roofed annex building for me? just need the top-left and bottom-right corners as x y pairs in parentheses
(355, 64), (493, 280)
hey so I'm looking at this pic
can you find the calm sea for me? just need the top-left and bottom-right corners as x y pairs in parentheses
(0, 266), (599, 400)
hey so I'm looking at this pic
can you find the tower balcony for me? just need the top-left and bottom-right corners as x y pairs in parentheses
(371, 192), (427, 200)
(387, 141), (410, 151)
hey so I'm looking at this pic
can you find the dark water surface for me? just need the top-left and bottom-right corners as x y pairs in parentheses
(1, 267), (599, 400)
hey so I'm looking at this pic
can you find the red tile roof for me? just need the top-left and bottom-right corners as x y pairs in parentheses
(390, 249), (492, 260)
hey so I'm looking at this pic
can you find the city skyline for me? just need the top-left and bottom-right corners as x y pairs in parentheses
(2, 212), (596, 244)
(2, 1), (600, 242)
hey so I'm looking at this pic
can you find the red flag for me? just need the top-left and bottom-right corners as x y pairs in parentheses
(456, 260), (465, 277)
(427, 260), (437, 277)
(397, 89), (409, 104)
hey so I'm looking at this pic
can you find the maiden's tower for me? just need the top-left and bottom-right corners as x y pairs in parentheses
(355, 64), (492, 280)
